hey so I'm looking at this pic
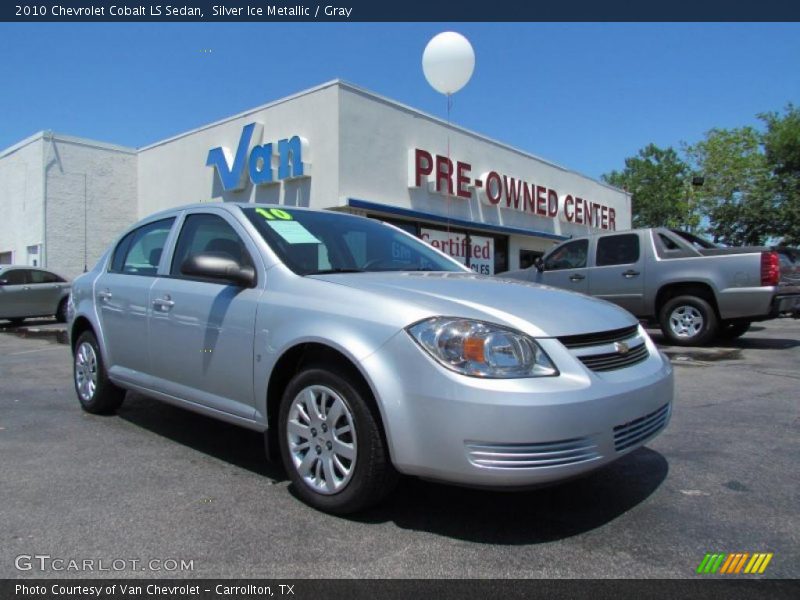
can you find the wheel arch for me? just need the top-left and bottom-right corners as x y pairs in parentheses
(70, 315), (96, 353)
(655, 281), (720, 320)
(264, 342), (392, 462)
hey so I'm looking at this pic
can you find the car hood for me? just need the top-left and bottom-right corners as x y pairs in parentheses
(309, 271), (637, 338)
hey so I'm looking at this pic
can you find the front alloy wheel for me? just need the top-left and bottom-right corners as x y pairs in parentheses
(286, 385), (357, 494)
(278, 366), (397, 514)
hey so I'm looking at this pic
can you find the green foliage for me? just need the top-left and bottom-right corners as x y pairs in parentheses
(601, 144), (694, 230)
(685, 127), (775, 246)
(760, 104), (800, 245)
(604, 105), (800, 246)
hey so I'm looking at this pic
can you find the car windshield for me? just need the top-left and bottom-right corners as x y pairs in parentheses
(241, 207), (466, 276)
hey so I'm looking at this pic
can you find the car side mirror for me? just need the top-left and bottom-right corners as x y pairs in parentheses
(181, 253), (256, 287)
(0, 279), (7, 285)
(534, 257), (544, 272)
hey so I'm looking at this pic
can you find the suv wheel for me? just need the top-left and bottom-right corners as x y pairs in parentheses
(278, 366), (397, 514)
(73, 331), (125, 414)
(659, 295), (718, 347)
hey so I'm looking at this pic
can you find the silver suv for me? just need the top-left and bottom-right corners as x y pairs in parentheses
(69, 203), (674, 513)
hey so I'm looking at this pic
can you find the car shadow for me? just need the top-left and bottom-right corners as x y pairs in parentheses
(647, 329), (800, 351)
(336, 447), (667, 544)
(117, 392), (286, 482)
(116, 392), (668, 544)
(0, 317), (58, 329)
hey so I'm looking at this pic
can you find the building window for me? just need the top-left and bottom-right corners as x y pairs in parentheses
(0, 252), (12, 265)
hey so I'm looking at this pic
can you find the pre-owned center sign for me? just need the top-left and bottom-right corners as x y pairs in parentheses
(409, 148), (617, 230)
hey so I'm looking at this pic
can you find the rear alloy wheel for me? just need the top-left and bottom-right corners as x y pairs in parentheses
(73, 331), (125, 414)
(659, 295), (718, 347)
(278, 366), (397, 514)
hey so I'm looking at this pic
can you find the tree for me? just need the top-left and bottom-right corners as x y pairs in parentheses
(760, 104), (800, 245)
(602, 144), (695, 230)
(684, 127), (776, 246)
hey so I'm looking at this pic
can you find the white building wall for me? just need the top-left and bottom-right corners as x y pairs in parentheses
(44, 136), (137, 279)
(0, 135), (44, 267)
(337, 84), (631, 238)
(137, 83), (341, 218)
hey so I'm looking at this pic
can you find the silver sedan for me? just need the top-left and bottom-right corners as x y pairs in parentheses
(68, 203), (674, 514)
(0, 266), (71, 325)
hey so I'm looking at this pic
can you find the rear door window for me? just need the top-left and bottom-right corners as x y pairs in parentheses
(30, 270), (64, 284)
(110, 218), (175, 276)
(596, 234), (640, 266)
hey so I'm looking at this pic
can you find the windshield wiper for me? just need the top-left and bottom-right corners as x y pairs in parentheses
(305, 268), (366, 275)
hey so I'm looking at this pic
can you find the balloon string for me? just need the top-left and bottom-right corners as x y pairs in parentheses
(446, 93), (452, 235)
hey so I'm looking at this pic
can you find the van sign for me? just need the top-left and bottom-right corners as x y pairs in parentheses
(207, 122), (310, 192)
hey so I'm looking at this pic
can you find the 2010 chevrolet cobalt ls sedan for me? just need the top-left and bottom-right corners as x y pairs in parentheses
(69, 203), (673, 514)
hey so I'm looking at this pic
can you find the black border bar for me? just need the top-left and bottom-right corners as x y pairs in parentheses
(3, 1), (800, 22)
(3, 579), (800, 600)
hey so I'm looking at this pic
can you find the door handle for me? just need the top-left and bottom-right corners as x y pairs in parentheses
(622, 270), (640, 278)
(569, 274), (586, 282)
(152, 297), (175, 311)
(23, 286), (32, 290)
(97, 290), (112, 301)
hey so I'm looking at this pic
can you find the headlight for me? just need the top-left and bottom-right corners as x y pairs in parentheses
(407, 317), (558, 378)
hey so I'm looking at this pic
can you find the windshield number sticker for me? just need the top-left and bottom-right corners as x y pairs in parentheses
(256, 207), (293, 221)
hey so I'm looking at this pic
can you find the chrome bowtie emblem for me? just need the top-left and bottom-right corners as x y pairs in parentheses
(614, 341), (630, 355)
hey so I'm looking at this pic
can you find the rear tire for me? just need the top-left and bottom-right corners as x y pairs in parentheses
(73, 331), (125, 414)
(659, 295), (719, 347)
(55, 298), (68, 323)
(278, 365), (397, 514)
(718, 320), (751, 340)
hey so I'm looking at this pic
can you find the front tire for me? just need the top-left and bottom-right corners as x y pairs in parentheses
(659, 295), (719, 347)
(278, 366), (397, 514)
(73, 331), (125, 414)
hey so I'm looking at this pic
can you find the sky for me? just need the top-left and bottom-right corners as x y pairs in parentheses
(0, 22), (798, 180)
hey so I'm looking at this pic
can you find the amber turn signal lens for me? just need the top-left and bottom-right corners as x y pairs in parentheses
(463, 336), (485, 362)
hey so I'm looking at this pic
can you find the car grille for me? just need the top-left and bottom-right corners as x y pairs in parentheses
(613, 403), (670, 452)
(557, 325), (640, 349)
(578, 343), (649, 372)
(557, 325), (650, 372)
(465, 437), (600, 469)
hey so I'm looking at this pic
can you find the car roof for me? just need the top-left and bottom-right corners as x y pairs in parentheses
(135, 202), (331, 225)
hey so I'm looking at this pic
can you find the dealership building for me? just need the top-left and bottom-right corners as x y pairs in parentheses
(0, 80), (630, 279)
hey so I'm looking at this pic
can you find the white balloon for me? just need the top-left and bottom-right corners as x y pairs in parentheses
(422, 32), (475, 95)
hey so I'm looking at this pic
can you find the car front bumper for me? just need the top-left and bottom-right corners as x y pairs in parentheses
(360, 327), (674, 487)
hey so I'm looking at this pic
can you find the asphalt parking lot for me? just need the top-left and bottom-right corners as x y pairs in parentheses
(1, 318), (798, 579)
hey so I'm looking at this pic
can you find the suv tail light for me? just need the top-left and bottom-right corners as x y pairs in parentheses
(761, 251), (780, 286)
